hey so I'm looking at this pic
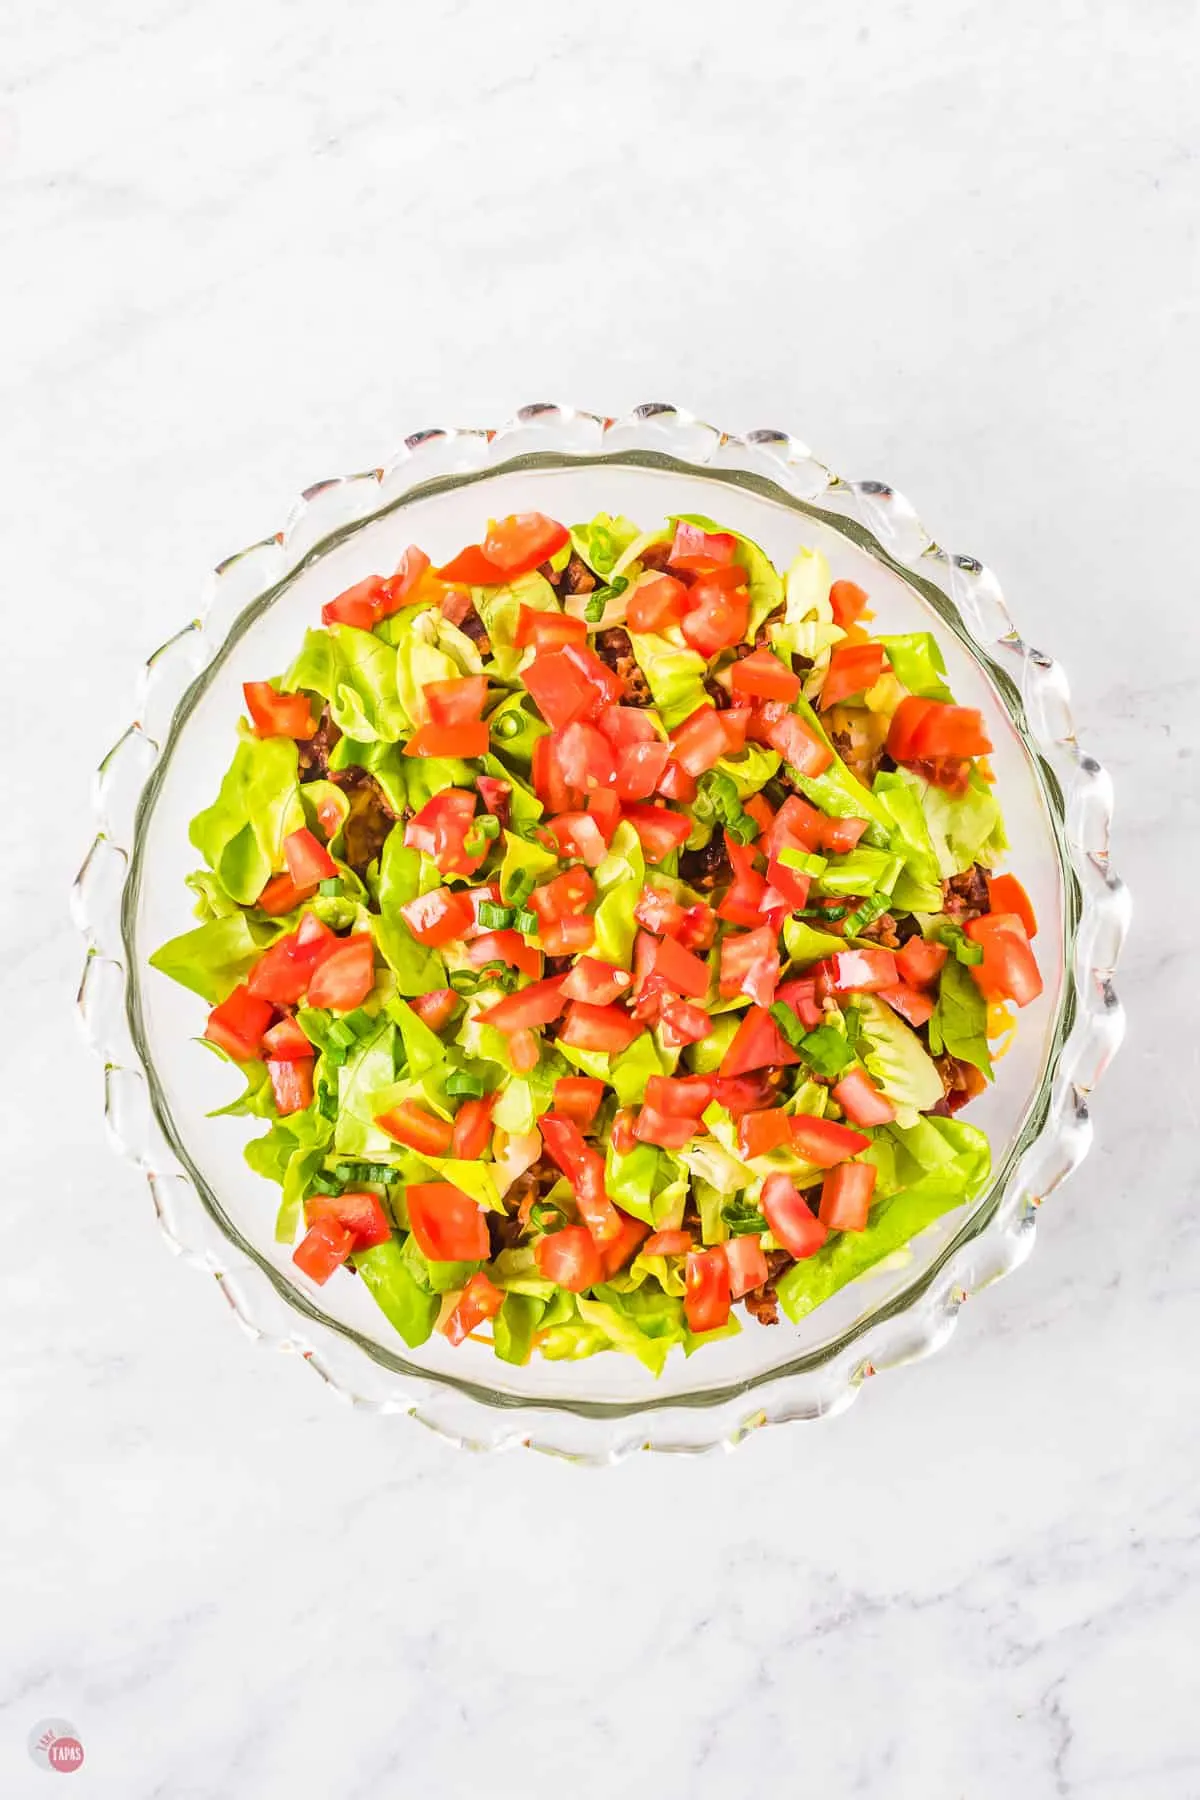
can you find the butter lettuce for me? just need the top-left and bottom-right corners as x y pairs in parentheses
(627, 630), (711, 729)
(189, 734), (304, 905)
(591, 820), (645, 968)
(877, 632), (953, 701)
(873, 770), (945, 912)
(855, 993), (944, 1119)
(286, 624), (409, 742)
(353, 1238), (439, 1347)
(896, 766), (1007, 878)
(928, 954), (993, 1079)
(569, 513), (643, 578)
(149, 910), (278, 1004)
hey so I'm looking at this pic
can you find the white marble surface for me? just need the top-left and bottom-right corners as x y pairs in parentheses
(3, 0), (1197, 1793)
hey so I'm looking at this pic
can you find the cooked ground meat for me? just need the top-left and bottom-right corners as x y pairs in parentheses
(542, 953), (574, 978)
(678, 828), (730, 892)
(638, 541), (681, 577)
(493, 1156), (562, 1254)
(894, 913), (923, 945)
(934, 1052), (987, 1113)
(704, 676), (732, 710)
(859, 910), (901, 949)
(742, 1248), (794, 1327)
(594, 627), (652, 706)
(297, 706), (342, 779)
(561, 553), (596, 595)
(457, 601), (491, 656)
(829, 724), (886, 788)
(330, 770), (397, 875)
(942, 863), (991, 923)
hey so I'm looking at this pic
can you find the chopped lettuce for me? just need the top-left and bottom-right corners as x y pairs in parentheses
(286, 623), (410, 742)
(771, 547), (843, 666)
(928, 954), (993, 1079)
(855, 993), (944, 1119)
(149, 910), (278, 1004)
(896, 766), (1007, 878)
(473, 570), (559, 679)
(498, 829), (558, 906)
(877, 632), (953, 701)
(493, 1291), (546, 1365)
(569, 513), (643, 578)
(873, 770), (945, 912)
(334, 1022), (399, 1158)
(591, 820), (645, 968)
(189, 734), (304, 905)
(627, 630), (711, 729)
(353, 1238), (439, 1346)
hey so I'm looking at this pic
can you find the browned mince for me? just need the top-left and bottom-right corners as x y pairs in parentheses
(941, 862), (991, 923)
(934, 1052), (987, 1113)
(859, 910), (901, 949)
(561, 553), (596, 595)
(297, 705), (342, 779)
(330, 770), (397, 875)
(830, 725), (886, 788)
(742, 1249), (794, 1327)
(594, 627), (652, 706)
(638, 541), (680, 576)
(678, 828), (730, 893)
(457, 602), (491, 656)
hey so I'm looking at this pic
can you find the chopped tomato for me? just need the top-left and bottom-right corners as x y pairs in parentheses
(764, 794), (827, 857)
(679, 903), (717, 952)
(789, 1114), (870, 1167)
(679, 580), (750, 657)
(600, 1211), (651, 1277)
(441, 588), (472, 627)
(406, 1181), (490, 1262)
(743, 792), (775, 837)
(424, 674), (488, 727)
(821, 814), (869, 853)
(539, 912), (597, 958)
(243, 681), (316, 740)
(879, 982), (935, 1027)
(468, 929), (542, 980)
(481, 512), (570, 576)
(403, 789), (485, 877)
(248, 919), (332, 1005)
(888, 697), (991, 762)
(987, 872), (1037, 938)
(611, 1108), (638, 1156)
(256, 871), (317, 915)
(713, 1072), (778, 1115)
(885, 696), (937, 762)
(523, 648), (603, 730)
(668, 521), (739, 574)
(832, 1068), (896, 1126)
(761, 1173), (828, 1258)
(451, 1095), (495, 1162)
(724, 1234), (769, 1299)
(283, 827), (336, 890)
(684, 1246), (732, 1332)
(305, 1189), (392, 1250)
(643, 1230), (694, 1258)
(720, 707), (750, 752)
(293, 1216), (355, 1284)
(895, 937), (949, 987)
(640, 932), (710, 999)
(204, 983), (273, 1061)
(763, 853), (810, 911)
(481, 974), (568, 1034)
(737, 1108), (794, 1159)
(635, 885), (687, 936)
(554, 719), (616, 792)
(622, 803), (692, 863)
(829, 580), (869, 628)
(645, 1073), (715, 1117)
(409, 987), (459, 1031)
(535, 1225), (603, 1292)
(514, 605), (587, 649)
(819, 1160), (877, 1231)
(443, 1271), (505, 1346)
(305, 934), (375, 1012)
(528, 868), (595, 945)
(965, 913), (1043, 1007)
(558, 1001), (644, 1053)
(560, 642), (625, 711)
(560, 957), (632, 1006)
(671, 705), (734, 777)
(730, 647), (801, 702)
(586, 785), (622, 843)
(437, 543), (508, 585)
(266, 1057), (313, 1115)
(819, 642), (887, 710)
(376, 1100), (454, 1157)
(538, 1115), (621, 1244)
(718, 925), (780, 1009)
(718, 840), (768, 927)
(659, 999), (711, 1047)
(773, 977), (823, 1030)
(377, 545), (433, 617)
(508, 1028), (541, 1073)
(755, 702), (833, 776)
(718, 1005), (800, 1078)
(404, 720), (489, 758)
(552, 1076), (606, 1130)
(262, 1015), (314, 1060)
(597, 705), (658, 748)
(812, 948), (900, 995)
(627, 573), (688, 633)
(321, 575), (392, 630)
(656, 761), (698, 803)
(633, 1104), (696, 1150)
(531, 733), (583, 814)
(399, 886), (475, 947)
(545, 811), (609, 868)
(315, 793), (343, 840)
(615, 737), (672, 800)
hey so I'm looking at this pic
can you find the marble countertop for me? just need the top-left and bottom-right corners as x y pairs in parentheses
(4, 1), (1196, 1793)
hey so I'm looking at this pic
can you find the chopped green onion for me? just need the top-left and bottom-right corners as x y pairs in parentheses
(778, 846), (828, 876)
(323, 1041), (347, 1069)
(446, 1071), (486, 1098)
(477, 901), (514, 930)
(797, 902), (849, 921)
(343, 1008), (375, 1038)
(798, 1025), (856, 1078)
(448, 970), (481, 995)
(954, 937), (984, 965)
(726, 813), (758, 845)
(584, 593), (607, 623)
(514, 907), (538, 935)
(318, 877), (343, 896)
(721, 1198), (765, 1237)
(769, 1002), (808, 1050)
(590, 527), (615, 573)
(504, 868), (537, 906)
(841, 895), (890, 938)
(307, 1170), (342, 1197)
(474, 813), (501, 839)
(317, 1083), (338, 1122)
(493, 712), (521, 740)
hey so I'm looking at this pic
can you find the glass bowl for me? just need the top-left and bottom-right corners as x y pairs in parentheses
(74, 404), (1128, 1461)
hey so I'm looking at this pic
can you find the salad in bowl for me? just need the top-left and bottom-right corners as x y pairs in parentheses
(149, 504), (1044, 1375)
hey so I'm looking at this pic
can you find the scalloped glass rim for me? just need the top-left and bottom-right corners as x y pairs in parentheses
(75, 405), (1127, 1460)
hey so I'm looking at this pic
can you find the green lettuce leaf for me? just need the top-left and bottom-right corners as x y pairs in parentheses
(149, 911), (277, 1004)
(569, 513), (643, 578)
(713, 742), (780, 799)
(486, 693), (548, 771)
(242, 1101), (335, 1242)
(287, 624), (410, 742)
(770, 547), (843, 665)
(872, 770), (945, 912)
(353, 1238), (439, 1346)
(855, 993), (944, 1118)
(781, 917), (847, 967)
(895, 766), (1007, 878)
(591, 820), (645, 968)
(472, 570), (560, 679)
(877, 632), (953, 701)
(334, 1021), (399, 1158)
(386, 995), (446, 1078)
(479, 754), (542, 830)
(189, 734), (304, 905)
(498, 828), (558, 905)
(604, 1141), (661, 1227)
(627, 630), (710, 729)
(493, 1291), (547, 1365)
(817, 846), (904, 897)
(576, 1290), (683, 1375)
(928, 955), (993, 1079)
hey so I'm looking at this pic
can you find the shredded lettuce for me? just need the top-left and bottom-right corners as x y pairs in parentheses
(895, 766), (1007, 878)
(353, 1238), (439, 1346)
(873, 770), (945, 912)
(877, 632), (953, 701)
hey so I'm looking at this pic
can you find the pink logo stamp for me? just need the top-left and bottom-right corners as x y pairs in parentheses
(28, 1719), (85, 1775)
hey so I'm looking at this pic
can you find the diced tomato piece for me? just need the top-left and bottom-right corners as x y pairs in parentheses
(895, 937), (949, 988)
(405, 721), (489, 759)
(558, 1001), (644, 1054)
(527, 866), (595, 936)
(659, 999), (711, 1047)
(730, 647), (801, 702)
(627, 573), (688, 633)
(535, 1224), (603, 1292)
(540, 913), (597, 958)
(437, 543), (507, 584)
(671, 705), (733, 778)
(684, 1246), (732, 1332)
(832, 1067), (896, 1126)
(315, 793), (343, 840)
(482, 512), (570, 577)
(879, 982), (935, 1027)
(553, 1076), (606, 1130)
(451, 1095), (495, 1162)
(377, 545), (433, 618)
(622, 804), (692, 863)
(321, 575), (392, 630)
(724, 1234), (769, 1299)
(679, 903), (717, 952)
(305, 934), (376, 1012)
(204, 984), (273, 1061)
(560, 641), (625, 711)
(403, 789), (484, 877)
(508, 1028), (541, 1073)
(376, 1099), (454, 1157)
(554, 720), (616, 792)
(987, 872), (1037, 938)
(756, 702), (833, 776)
(668, 521), (739, 574)
(523, 649), (602, 730)
(819, 642), (887, 710)
(481, 974), (568, 1034)
(243, 680), (316, 740)
(262, 1015), (314, 1060)
(763, 854), (810, 911)
(406, 1181), (490, 1262)
(822, 815), (869, 853)
(611, 1108), (638, 1156)
(531, 733), (583, 814)
(266, 1056), (312, 1115)
(965, 913), (1043, 1007)
(680, 581), (750, 657)
(716, 839), (767, 927)
(399, 886), (475, 947)
(615, 738), (672, 800)
(656, 761), (698, 803)
(885, 696), (937, 762)
(829, 580), (870, 628)
(718, 925), (780, 1009)
(737, 1108), (794, 1159)
(600, 1210), (650, 1277)
(409, 987), (459, 1031)
(440, 588), (472, 626)
(559, 957), (631, 1006)
(468, 930), (542, 980)
(888, 697), (991, 762)
(475, 779), (512, 833)
(634, 885), (687, 936)
(633, 1104), (696, 1150)
(713, 1072), (777, 1115)
(719, 707), (751, 752)
(630, 971), (672, 1025)
(761, 1173), (828, 1258)
(642, 1229), (694, 1258)
(586, 785), (622, 843)
(764, 794), (826, 858)
(256, 871), (317, 915)
(443, 1271), (505, 1346)
(773, 977), (823, 1029)
(247, 924), (326, 1005)
(641, 931), (710, 999)
(514, 605), (588, 649)
(538, 1114), (621, 1244)
(819, 1160), (877, 1231)
(644, 1073), (715, 1118)
(546, 811), (609, 868)
(789, 1114), (870, 1167)
(283, 827), (337, 890)
(718, 1005), (800, 1078)
(812, 948), (900, 995)
(293, 1216), (355, 1284)
(305, 1189), (392, 1250)
(743, 792), (774, 837)
(424, 674), (488, 727)
(597, 705), (658, 748)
